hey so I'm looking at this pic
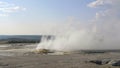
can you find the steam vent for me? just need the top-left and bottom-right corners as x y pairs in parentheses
(34, 49), (50, 54)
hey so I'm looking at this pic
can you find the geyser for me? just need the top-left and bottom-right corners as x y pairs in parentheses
(36, 0), (120, 51)
(36, 23), (108, 51)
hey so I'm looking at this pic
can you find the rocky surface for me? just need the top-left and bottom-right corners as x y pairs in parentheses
(88, 59), (120, 66)
(0, 52), (119, 68)
(0, 44), (120, 68)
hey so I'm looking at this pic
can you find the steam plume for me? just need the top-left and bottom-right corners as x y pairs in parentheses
(36, 0), (120, 51)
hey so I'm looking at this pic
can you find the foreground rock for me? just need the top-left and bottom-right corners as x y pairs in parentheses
(108, 60), (120, 66)
(89, 59), (111, 65)
(88, 59), (120, 66)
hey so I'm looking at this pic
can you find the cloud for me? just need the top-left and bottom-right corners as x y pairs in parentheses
(0, 13), (8, 16)
(87, 0), (120, 20)
(0, 6), (26, 13)
(0, 1), (26, 16)
(87, 0), (112, 8)
(0, 1), (12, 7)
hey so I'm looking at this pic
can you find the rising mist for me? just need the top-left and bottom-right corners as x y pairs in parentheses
(36, 0), (120, 51)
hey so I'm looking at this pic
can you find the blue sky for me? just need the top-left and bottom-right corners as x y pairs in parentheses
(1, 0), (96, 22)
(0, 0), (98, 20)
(0, 0), (108, 35)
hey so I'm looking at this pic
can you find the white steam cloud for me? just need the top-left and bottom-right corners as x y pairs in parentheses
(0, 1), (26, 16)
(36, 0), (120, 51)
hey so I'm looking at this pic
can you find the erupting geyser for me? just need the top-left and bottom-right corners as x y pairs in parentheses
(36, 26), (96, 51)
(36, 22), (120, 52)
(36, 0), (120, 52)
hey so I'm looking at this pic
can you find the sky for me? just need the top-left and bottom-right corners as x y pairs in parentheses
(0, 0), (119, 35)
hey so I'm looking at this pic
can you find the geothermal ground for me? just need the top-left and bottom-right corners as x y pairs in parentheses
(0, 43), (120, 68)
